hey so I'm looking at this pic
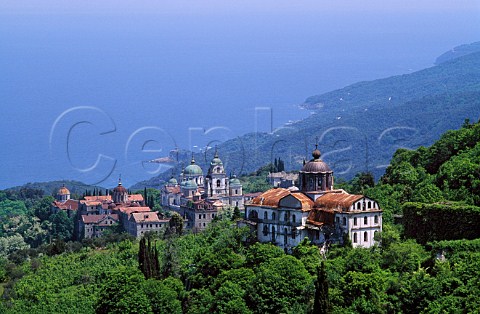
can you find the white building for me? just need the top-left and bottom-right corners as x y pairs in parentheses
(245, 145), (382, 249)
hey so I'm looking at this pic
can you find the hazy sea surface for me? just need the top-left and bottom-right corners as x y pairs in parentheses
(1, 12), (479, 189)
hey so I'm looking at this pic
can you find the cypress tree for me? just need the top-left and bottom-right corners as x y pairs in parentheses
(313, 261), (330, 314)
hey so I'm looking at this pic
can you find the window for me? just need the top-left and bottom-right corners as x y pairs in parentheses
(272, 212), (276, 220)
(335, 217), (339, 224)
(291, 228), (296, 239)
(353, 233), (357, 243)
(203, 214), (206, 219)
(264, 212), (268, 220)
(357, 203), (361, 210)
(272, 226), (276, 241)
(364, 216), (368, 225)
(343, 217), (346, 226)
(263, 225), (269, 236)
(364, 231), (368, 242)
(368, 201), (371, 209)
(198, 214), (201, 220)
(216, 179), (221, 187)
(374, 215), (378, 224)
(235, 189), (238, 194)
(292, 214), (296, 224)
(354, 217), (357, 226)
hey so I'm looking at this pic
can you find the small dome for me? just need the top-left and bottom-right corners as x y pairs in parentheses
(184, 180), (198, 189)
(184, 155), (203, 176)
(57, 185), (70, 195)
(301, 145), (332, 173)
(301, 159), (332, 173)
(168, 177), (178, 185)
(288, 186), (299, 192)
(229, 176), (241, 186)
(113, 181), (127, 193)
(210, 147), (223, 166)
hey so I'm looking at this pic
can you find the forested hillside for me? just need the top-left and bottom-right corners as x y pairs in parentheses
(135, 49), (480, 189)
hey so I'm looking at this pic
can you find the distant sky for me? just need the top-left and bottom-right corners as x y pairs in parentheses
(1, 0), (479, 14)
(1, 1), (479, 189)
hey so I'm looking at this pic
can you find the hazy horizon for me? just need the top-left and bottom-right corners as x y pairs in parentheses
(1, 1), (479, 189)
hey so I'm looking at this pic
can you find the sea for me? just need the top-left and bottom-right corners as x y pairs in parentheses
(1, 10), (479, 189)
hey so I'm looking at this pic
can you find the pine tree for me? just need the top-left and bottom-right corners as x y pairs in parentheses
(313, 261), (330, 314)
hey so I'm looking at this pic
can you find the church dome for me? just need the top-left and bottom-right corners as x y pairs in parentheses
(113, 182), (127, 193)
(184, 180), (198, 189)
(57, 185), (70, 195)
(184, 155), (203, 176)
(168, 177), (178, 185)
(229, 176), (241, 186)
(210, 149), (223, 166)
(301, 146), (332, 173)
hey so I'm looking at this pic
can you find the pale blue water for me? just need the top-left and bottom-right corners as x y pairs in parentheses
(1, 11), (479, 189)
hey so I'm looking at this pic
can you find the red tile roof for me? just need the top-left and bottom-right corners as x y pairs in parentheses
(83, 195), (112, 202)
(314, 192), (363, 210)
(82, 214), (119, 224)
(52, 199), (79, 211)
(251, 188), (291, 207)
(289, 192), (314, 211)
(128, 194), (144, 202)
(307, 209), (335, 226)
(130, 212), (166, 223)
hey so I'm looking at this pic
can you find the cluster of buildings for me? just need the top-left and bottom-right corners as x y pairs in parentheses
(52, 144), (383, 249)
(244, 145), (382, 249)
(51, 180), (169, 239)
(160, 150), (245, 232)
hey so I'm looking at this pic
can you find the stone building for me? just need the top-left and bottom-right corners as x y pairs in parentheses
(75, 179), (165, 239)
(245, 145), (382, 250)
(51, 184), (79, 217)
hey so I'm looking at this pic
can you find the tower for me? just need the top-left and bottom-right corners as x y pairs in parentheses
(299, 145), (334, 193)
(204, 148), (228, 197)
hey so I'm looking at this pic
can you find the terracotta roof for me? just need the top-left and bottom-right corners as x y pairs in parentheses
(251, 188), (291, 207)
(307, 209), (336, 226)
(245, 192), (262, 198)
(165, 186), (181, 194)
(288, 192), (314, 211)
(52, 199), (79, 211)
(130, 212), (165, 223)
(84, 195), (112, 202)
(314, 192), (363, 209)
(82, 214), (119, 224)
(80, 200), (102, 206)
(128, 194), (144, 202)
(118, 207), (152, 215)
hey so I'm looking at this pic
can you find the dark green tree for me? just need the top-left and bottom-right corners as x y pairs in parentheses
(314, 261), (331, 314)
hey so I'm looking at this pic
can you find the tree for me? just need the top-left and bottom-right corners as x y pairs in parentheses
(314, 261), (331, 314)
(169, 212), (184, 235)
(231, 206), (241, 221)
(138, 237), (160, 279)
(95, 266), (152, 314)
(143, 279), (182, 314)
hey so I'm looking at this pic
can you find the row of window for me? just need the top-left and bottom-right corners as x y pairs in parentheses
(340, 215), (379, 226)
(355, 201), (376, 210)
(262, 211), (297, 223)
(262, 225), (297, 239)
(198, 213), (215, 220)
(353, 231), (378, 243)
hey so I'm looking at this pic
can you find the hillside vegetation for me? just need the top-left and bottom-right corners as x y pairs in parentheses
(135, 48), (480, 189)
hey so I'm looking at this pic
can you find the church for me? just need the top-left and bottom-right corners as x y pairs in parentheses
(161, 149), (244, 231)
(244, 145), (382, 250)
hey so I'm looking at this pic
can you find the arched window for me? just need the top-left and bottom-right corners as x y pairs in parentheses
(272, 212), (276, 220)
(264, 212), (268, 220)
(292, 214), (296, 224)
(343, 217), (346, 226)
(374, 215), (378, 224)
(357, 203), (361, 210)
(248, 210), (258, 219)
(353, 233), (357, 243)
(263, 225), (268, 236)
(364, 216), (368, 225)
(216, 179), (221, 187)
(368, 201), (371, 209)
(364, 231), (368, 242)
(354, 217), (357, 226)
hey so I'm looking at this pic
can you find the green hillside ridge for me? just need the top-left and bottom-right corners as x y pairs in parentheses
(134, 49), (480, 189)
(7, 180), (106, 197)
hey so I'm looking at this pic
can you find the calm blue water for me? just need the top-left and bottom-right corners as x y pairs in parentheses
(1, 11), (479, 189)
